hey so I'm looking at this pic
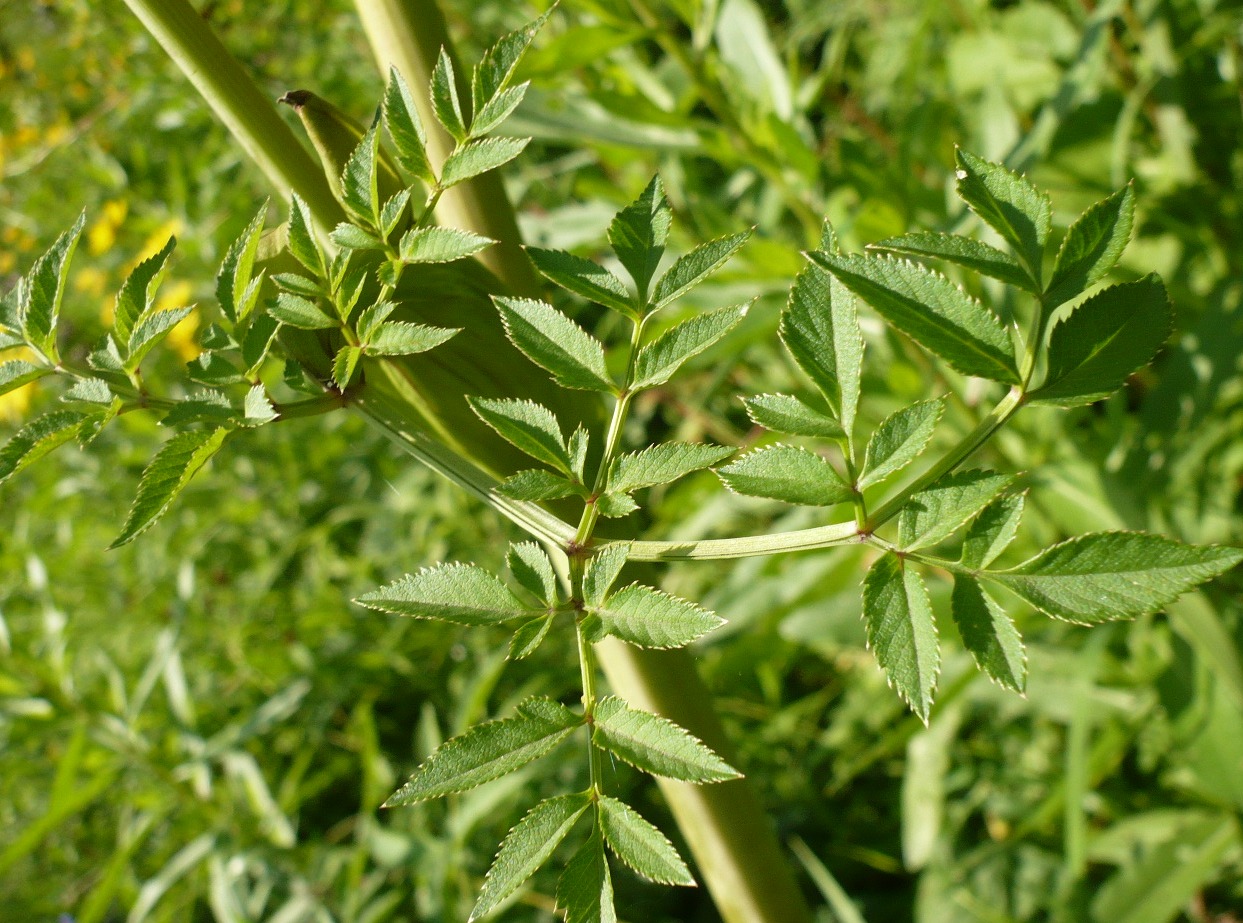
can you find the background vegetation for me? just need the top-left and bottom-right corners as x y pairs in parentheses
(2, 0), (1242, 920)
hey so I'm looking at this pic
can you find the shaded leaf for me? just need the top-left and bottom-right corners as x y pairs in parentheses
(329, 222), (385, 251)
(961, 492), (1026, 569)
(598, 796), (694, 886)
(608, 443), (734, 494)
(508, 542), (557, 605)
(496, 296), (612, 391)
(469, 397), (572, 474)
(399, 226), (495, 263)
(583, 543), (630, 608)
(593, 696), (740, 782)
(869, 232), (1033, 291)
(508, 615), (554, 660)
(161, 391), (234, 428)
(126, 306), (193, 372)
(1045, 184), (1135, 308)
(356, 300), (397, 342)
(859, 397), (946, 489)
(287, 194), (326, 276)
(497, 468), (579, 501)
(587, 585), (724, 649)
(897, 470), (1014, 551)
(863, 555), (939, 722)
(269, 293), (337, 330)
(526, 248), (634, 316)
(357, 563), (528, 625)
(557, 833), (616, 923)
(608, 175), (671, 300)
(954, 149), (1050, 280)
(651, 230), (751, 310)
(718, 444), (852, 506)
(595, 492), (639, 518)
(951, 577), (1026, 692)
(631, 303), (748, 388)
(742, 393), (843, 438)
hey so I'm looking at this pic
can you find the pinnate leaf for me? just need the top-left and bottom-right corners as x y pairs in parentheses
(113, 236), (176, 346)
(595, 492), (639, 518)
(1045, 184), (1135, 308)
(383, 67), (434, 183)
(583, 543), (630, 607)
(897, 470), (1014, 551)
(0, 410), (85, 485)
(526, 248), (635, 316)
(496, 296), (612, 392)
(441, 137), (531, 188)
(287, 194), (325, 276)
(470, 84), (529, 137)
(509, 616), (553, 661)
(859, 397), (946, 489)
(23, 212), (85, 356)
(592, 696), (740, 782)
(742, 393), (843, 438)
(508, 542), (557, 605)
(869, 232), (1033, 291)
(430, 47), (467, 140)
(587, 585), (724, 649)
(651, 230), (751, 310)
(126, 306), (194, 372)
(598, 796), (694, 886)
(497, 468), (579, 501)
(607, 443), (734, 494)
(631, 303), (748, 388)
(357, 563), (528, 625)
(961, 492), (1025, 569)
(341, 122), (380, 224)
(557, 834), (616, 923)
(951, 577), (1026, 692)
(364, 321), (459, 356)
(863, 555), (940, 722)
(330, 222), (385, 251)
(954, 149), (1051, 280)
(469, 397), (572, 474)
(269, 293), (336, 330)
(400, 226), (495, 263)
(608, 175), (671, 298)
(472, 9), (551, 114)
(718, 444), (852, 507)
(0, 360), (50, 397)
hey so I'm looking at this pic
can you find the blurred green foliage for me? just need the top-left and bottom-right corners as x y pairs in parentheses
(2, 0), (1242, 920)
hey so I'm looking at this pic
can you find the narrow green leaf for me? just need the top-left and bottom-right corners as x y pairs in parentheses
(239, 312), (279, 376)
(384, 697), (580, 804)
(557, 833), (616, 923)
(471, 793), (591, 921)
(0, 360), (50, 397)
(340, 122), (380, 223)
(469, 397), (572, 474)
(496, 296), (612, 391)
(897, 470), (1014, 551)
(569, 427), (589, 482)
(472, 9), (552, 114)
(1030, 275), (1172, 406)
(989, 532), (1243, 624)
(356, 300), (397, 342)
(608, 175), (671, 300)
(593, 696), (740, 782)
(859, 397), (946, 490)
(497, 468), (579, 501)
(608, 443), (734, 494)
(383, 67), (434, 183)
(598, 796), (694, 886)
(441, 137), (531, 188)
(631, 303), (748, 389)
(271, 272), (322, 298)
(113, 236), (176, 347)
(811, 252), (1019, 383)
(583, 543), (630, 608)
(110, 428), (229, 548)
(357, 563), (528, 626)
(718, 444), (853, 507)
(1045, 184), (1135, 307)
(954, 149), (1051, 281)
(431, 47), (467, 139)
(951, 577), (1026, 693)
(160, 391), (234, 428)
(508, 615), (553, 660)
(364, 321), (459, 356)
(868, 232), (1033, 292)
(595, 492), (639, 518)
(863, 555), (940, 723)
(651, 230), (751, 310)
(742, 393), (843, 439)
(525, 248), (635, 316)
(587, 585), (724, 649)
(215, 202), (268, 327)
(269, 293), (337, 330)
(399, 226), (495, 263)
(0, 410), (85, 485)
(126, 306), (193, 373)
(380, 187), (412, 237)
(23, 212), (85, 357)
(329, 222), (385, 251)
(286, 194), (325, 276)
(961, 492), (1026, 569)
(471, 84), (529, 137)
(508, 542), (557, 605)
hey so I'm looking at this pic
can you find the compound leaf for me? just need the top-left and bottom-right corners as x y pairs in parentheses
(869, 232), (1033, 292)
(341, 122), (380, 225)
(357, 563), (528, 625)
(651, 230), (751, 310)
(961, 492), (1026, 569)
(526, 248), (634, 316)
(631, 303), (748, 389)
(269, 293), (336, 330)
(430, 47), (467, 141)
(742, 393), (843, 439)
(598, 796), (694, 886)
(0, 410), (85, 485)
(593, 696), (740, 782)
(329, 222), (385, 252)
(583, 543), (630, 608)
(1045, 183), (1135, 308)
(497, 468), (579, 501)
(469, 397), (572, 474)
(557, 833), (616, 923)
(587, 585), (724, 649)
(496, 296), (612, 392)
(595, 492), (639, 518)
(951, 577), (1026, 693)
(114, 236), (176, 347)
(717, 444), (852, 507)
(954, 149), (1051, 282)
(859, 397), (946, 489)
(441, 137), (531, 188)
(399, 226), (495, 264)
(23, 212), (85, 357)
(287, 194), (325, 277)
(608, 175), (671, 300)
(897, 470), (1014, 551)
(364, 321), (459, 356)
(332, 345), (362, 389)
(383, 66), (434, 183)
(863, 555), (940, 723)
(508, 615), (554, 660)
(472, 9), (552, 114)
(471, 84), (529, 137)
(508, 542), (558, 605)
(608, 443), (734, 494)
(0, 360), (50, 397)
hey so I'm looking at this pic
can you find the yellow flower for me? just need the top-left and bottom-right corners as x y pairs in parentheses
(159, 283), (201, 363)
(74, 267), (108, 297)
(0, 347), (41, 424)
(88, 200), (128, 256)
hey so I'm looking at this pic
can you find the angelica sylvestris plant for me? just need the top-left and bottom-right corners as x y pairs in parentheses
(3, 8), (1243, 922)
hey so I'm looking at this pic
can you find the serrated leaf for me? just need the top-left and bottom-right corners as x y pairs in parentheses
(592, 696), (740, 782)
(110, 428), (229, 548)
(0, 360), (50, 397)
(811, 252), (1018, 383)
(496, 296), (612, 391)
(329, 222), (385, 251)
(471, 793), (591, 920)
(951, 577), (1025, 692)
(1030, 275), (1171, 406)
(23, 212), (85, 357)
(431, 47), (468, 140)
(961, 492), (1026, 569)
(380, 188), (412, 237)
(859, 397), (946, 489)
(471, 83), (529, 137)
(608, 175), (671, 300)
(587, 585), (724, 649)
(384, 697), (580, 804)
(383, 67), (434, 183)
(356, 300), (397, 342)
(269, 293), (337, 330)
(365, 321), (459, 356)
(717, 444), (852, 507)
(868, 232), (1033, 292)
(631, 303), (748, 388)
(240, 311), (280, 375)
(286, 194), (325, 276)
(508, 542), (557, 605)
(863, 555), (940, 723)
(595, 492), (639, 518)
(241, 385), (277, 427)
(271, 272), (323, 298)
(472, 9), (551, 114)
(742, 393), (843, 438)
(780, 260), (863, 441)
(0, 410), (85, 485)
(1046, 184), (1136, 307)
(568, 427), (589, 482)
(651, 230), (750, 310)
(897, 470), (1014, 551)
(525, 248), (635, 316)
(399, 226), (495, 263)
(954, 149), (1051, 281)
(598, 796), (694, 886)
(469, 397), (572, 475)
(186, 351), (244, 387)
(441, 137), (530, 188)
(341, 121), (380, 224)
(608, 443), (734, 494)
(583, 543), (630, 608)
(114, 236), (176, 346)
(988, 532), (1243, 624)
(508, 615), (553, 660)
(357, 562), (528, 625)
(497, 468), (579, 501)
(215, 202), (267, 325)
(160, 390), (234, 428)
(126, 306), (193, 372)
(557, 833), (616, 923)
(61, 378), (113, 405)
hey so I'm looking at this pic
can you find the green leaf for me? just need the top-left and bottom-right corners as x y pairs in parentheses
(399, 226), (495, 263)
(287, 194), (326, 277)
(568, 427), (589, 482)
(495, 296), (613, 392)
(472, 9), (551, 114)
(431, 47), (467, 139)
(341, 122), (381, 224)
(598, 796), (694, 886)
(508, 616), (553, 660)
(583, 543), (630, 608)
(383, 67), (434, 183)
(23, 212), (85, 357)
(863, 555), (940, 722)
(497, 468), (579, 501)
(608, 175), (671, 300)
(961, 492), (1025, 569)
(557, 833), (616, 923)
(441, 137), (531, 188)
(0, 360), (50, 397)
(269, 293), (337, 330)
(595, 492), (639, 518)
(525, 248), (635, 317)
(215, 202), (268, 327)
(897, 470), (1014, 551)
(0, 410), (85, 485)
(271, 272), (323, 298)
(742, 393), (843, 439)
(380, 188), (412, 237)
(1029, 275), (1172, 406)
(810, 252), (1018, 383)
(239, 312), (279, 376)
(954, 149), (1051, 281)
(471, 83), (529, 137)
(508, 542), (557, 605)
(780, 260), (864, 441)
(471, 793), (591, 921)
(868, 232), (1033, 292)
(651, 230), (751, 310)
(631, 303), (748, 389)
(608, 443), (734, 494)
(241, 385), (277, 427)
(988, 532), (1243, 624)
(356, 300), (396, 342)
(859, 397), (946, 489)
(469, 397), (572, 475)
(110, 428), (229, 548)
(951, 577), (1025, 693)
(160, 390), (234, 428)
(592, 696), (740, 782)
(384, 697), (580, 804)
(61, 378), (113, 406)
(1045, 184), (1135, 308)
(113, 236), (176, 347)
(364, 321), (459, 356)
(357, 563), (529, 626)
(329, 222), (385, 251)
(126, 306), (193, 373)
(587, 585), (724, 649)
(717, 444), (853, 507)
